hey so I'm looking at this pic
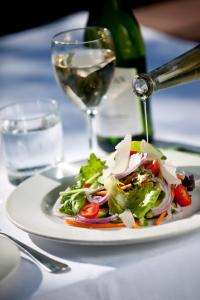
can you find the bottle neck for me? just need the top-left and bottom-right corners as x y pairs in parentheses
(133, 44), (200, 100)
(89, 0), (132, 14)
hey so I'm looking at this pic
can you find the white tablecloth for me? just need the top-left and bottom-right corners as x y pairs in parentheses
(0, 12), (200, 300)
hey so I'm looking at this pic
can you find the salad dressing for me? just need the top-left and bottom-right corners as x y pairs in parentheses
(143, 98), (149, 143)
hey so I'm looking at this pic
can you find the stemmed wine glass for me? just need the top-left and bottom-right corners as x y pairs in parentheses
(51, 27), (116, 153)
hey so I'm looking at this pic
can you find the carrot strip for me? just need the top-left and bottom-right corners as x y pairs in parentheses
(171, 187), (175, 201)
(64, 219), (125, 228)
(96, 190), (107, 196)
(119, 183), (132, 191)
(91, 188), (105, 195)
(64, 219), (141, 229)
(154, 211), (167, 225)
(118, 183), (125, 187)
(124, 173), (137, 185)
(83, 183), (92, 188)
(133, 219), (140, 229)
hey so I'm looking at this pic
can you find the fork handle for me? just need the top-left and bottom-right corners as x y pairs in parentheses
(0, 233), (69, 273)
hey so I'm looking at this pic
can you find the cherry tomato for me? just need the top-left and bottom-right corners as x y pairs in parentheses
(174, 184), (192, 206)
(82, 183), (91, 188)
(144, 160), (160, 176)
(80, 203), (100, 219)
(130, 150), (138, 156)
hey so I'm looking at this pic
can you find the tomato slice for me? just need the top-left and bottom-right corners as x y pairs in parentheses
(82, 183), (91, 188)
(130, 150), (138, 156)
(174, 184), (192, 206)
(144, 160), (160, 176)
(80, 203), (100, 219)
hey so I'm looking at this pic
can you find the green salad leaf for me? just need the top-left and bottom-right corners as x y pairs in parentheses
(58, 154), (105, 215)
(131, 140), (141, 152)
(77, 153), (105, 185)
(59, 191), (86, 215)
(104, 176), (127, 214)
(105, 176), (161, 218)
(127, 184), (161, 218)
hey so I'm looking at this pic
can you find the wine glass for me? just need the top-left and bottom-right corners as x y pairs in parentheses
(51, 27), (116, 153)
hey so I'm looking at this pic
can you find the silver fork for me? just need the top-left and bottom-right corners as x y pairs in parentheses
(0, 232), (70, 273)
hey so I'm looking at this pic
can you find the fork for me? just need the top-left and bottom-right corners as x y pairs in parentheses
(0, 232), (70, 273)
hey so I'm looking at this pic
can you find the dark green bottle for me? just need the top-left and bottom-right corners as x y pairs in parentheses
(87, 0), (153, 152)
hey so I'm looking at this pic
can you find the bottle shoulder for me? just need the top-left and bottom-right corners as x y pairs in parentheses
(87, 12), (145, 64)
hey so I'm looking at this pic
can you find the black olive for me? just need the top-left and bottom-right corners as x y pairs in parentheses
(182, 174), (195, 191)
(188, 174), (195, 191)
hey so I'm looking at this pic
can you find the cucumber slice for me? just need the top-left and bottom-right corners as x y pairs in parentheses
(97, 208), (109, 218)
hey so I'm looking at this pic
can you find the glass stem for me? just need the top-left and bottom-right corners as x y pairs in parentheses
(85, 109), (97, 153)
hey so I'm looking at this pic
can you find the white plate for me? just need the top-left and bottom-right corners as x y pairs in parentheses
(0, 236), (20, 281)
(5, 165), (200, 246)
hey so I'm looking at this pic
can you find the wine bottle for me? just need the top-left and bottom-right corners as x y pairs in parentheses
(133, 44), (200, 100)
(87, 0), (153, 152)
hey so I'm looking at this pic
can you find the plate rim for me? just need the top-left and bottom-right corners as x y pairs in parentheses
(5, 165), (200, 246)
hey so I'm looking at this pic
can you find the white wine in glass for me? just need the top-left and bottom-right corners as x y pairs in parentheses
(51, 27), (116, 153)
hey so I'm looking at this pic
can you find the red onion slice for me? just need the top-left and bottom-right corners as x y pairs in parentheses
(152, 178), (172, 216)
(64, 214), (118, 224)
(85, 192), (109, 205)
(114, 153), (147, 179)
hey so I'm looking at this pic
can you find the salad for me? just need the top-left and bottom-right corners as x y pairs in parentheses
(53, 135), (195, 229)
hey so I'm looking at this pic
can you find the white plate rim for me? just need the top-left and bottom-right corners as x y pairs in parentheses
(5, 166), (200, 246)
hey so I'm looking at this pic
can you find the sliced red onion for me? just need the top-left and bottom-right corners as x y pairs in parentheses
(64, 214), (118, 224)
(152, 178), (172, 216)
(85, 192), (109, 205)
(114, 153), (147, 179)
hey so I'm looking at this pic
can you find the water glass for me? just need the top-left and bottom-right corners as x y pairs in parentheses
(0, 99), (64, 185)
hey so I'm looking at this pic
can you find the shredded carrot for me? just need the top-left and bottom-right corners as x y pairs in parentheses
(171, 187), (175, 201)
(83, 183), (92, 188)
(96, 190), (107, 196)
(119, 183), (132, 191)
(64, 219), (125, 228)
(133, 219), (140, 229)
(154, 211), (167, 225)
(64, 219), (141, 229)
(118, 183), (125, 187)
(124, 173), (137, 185)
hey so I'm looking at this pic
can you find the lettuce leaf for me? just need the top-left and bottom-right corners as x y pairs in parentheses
(131, 140), (141, 152)
(105, 176), (161, 218)
(127, 184), (161, 218)
(104, 175), (127, 214)
(59, 191), (86, 215)
(77, 153), (105, 185)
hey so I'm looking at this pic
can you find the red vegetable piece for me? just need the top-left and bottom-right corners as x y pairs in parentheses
(174, 184), (192, 206)
(130, 150), (138, 156)
(144, 160), (160, 176)
(80, 203), (100, 219)
(82, 183), (91, 188)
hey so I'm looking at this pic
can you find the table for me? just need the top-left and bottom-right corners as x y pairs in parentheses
(0, 12), (200, 300)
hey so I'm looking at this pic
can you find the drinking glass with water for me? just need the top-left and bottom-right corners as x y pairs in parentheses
(0, 99), (64, 185)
